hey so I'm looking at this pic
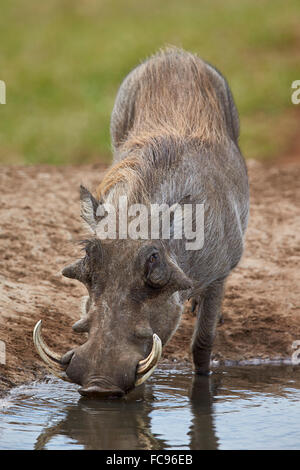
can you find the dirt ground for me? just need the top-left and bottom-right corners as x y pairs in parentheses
(0, 154), (299, 395)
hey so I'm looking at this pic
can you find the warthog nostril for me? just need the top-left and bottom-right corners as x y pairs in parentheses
(79, 385), (125, 399)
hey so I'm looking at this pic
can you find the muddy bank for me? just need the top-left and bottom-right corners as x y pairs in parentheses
(0, 159), (299, 395)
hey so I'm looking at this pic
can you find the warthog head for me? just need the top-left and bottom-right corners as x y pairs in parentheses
(33, 187), (193, 398)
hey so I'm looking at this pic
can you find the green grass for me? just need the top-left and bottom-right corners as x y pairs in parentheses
(0, 0), (299, 164)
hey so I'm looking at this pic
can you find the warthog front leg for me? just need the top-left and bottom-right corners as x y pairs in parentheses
(191, 278), (225, 375)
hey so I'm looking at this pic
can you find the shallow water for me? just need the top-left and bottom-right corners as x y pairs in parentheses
(0, 364), (300, 450)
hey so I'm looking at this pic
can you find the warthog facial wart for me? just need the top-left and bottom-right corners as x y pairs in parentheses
(33, 47), (249, 398)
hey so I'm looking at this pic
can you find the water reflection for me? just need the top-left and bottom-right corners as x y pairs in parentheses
(35, 388), (167, 450)
(8, 364), (300, 450)
(34, 370), (222, 450)
(188, 374), (221, 450)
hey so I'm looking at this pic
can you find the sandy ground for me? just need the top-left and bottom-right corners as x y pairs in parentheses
(0, 156), (299, 395)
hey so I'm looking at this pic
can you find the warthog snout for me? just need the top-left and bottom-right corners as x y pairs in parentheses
(33, 313), (163, 398)
(59, 332), (162, 397)
(79, 383), (125, 399)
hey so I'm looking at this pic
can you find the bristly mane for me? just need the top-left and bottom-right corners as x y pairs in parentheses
(97, 47), (229, 203)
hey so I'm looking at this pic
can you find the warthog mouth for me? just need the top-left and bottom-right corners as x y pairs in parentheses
(32, 320), (162, 391)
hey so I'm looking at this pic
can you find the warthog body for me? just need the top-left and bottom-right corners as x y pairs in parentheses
(34, 47), (249, 397)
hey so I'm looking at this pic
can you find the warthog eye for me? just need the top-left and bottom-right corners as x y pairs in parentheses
(148, 253), (159, 264)
(145, 252), (169, 289)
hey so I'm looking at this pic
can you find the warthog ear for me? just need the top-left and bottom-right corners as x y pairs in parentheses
(80, 185), (100, 233)
(168, 259), (193, 291)
(62, 259), (84, 281)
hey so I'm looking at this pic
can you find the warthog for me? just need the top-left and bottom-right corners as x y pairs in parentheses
(33, 47), (249, 398)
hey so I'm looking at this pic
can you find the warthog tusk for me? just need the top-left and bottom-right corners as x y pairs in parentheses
(135, 334), (162, 387)
(33, 320), (70, 382)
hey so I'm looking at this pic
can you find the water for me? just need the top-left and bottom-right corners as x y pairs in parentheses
(0, 364), (300, 450)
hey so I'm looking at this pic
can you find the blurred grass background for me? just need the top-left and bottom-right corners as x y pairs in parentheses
(0, 0), (299, 165)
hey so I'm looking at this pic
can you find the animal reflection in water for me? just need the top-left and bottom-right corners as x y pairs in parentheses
(34, 374), (220, 450)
